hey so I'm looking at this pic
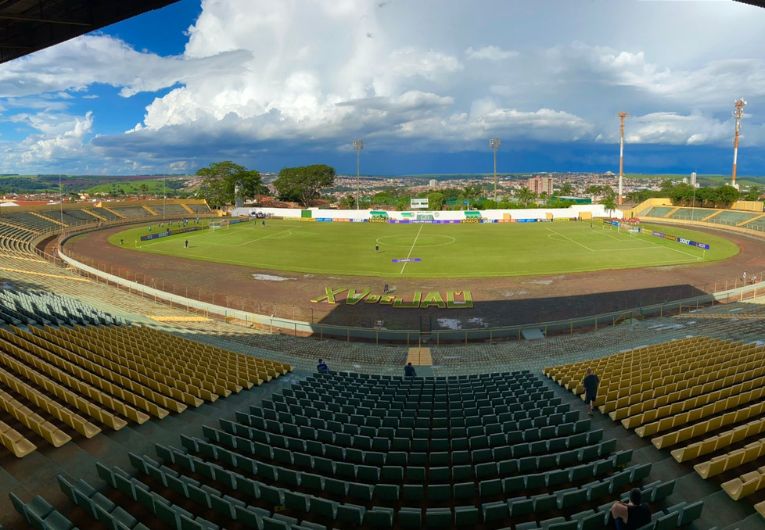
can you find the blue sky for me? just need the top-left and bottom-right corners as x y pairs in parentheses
(1, 0), (765, 176)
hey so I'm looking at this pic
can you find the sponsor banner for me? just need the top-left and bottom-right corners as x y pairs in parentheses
(515, 219), (538, 223)
(391, 258), (422, 263)
(228, 217), (251, 225)
(651, 231), (710, 250)
(139, 225), (207, 241)
(678, 237), (711, 250)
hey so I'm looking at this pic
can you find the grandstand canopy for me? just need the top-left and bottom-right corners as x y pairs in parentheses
(0, 0), (179, 63)
(735, 0), (765, 7)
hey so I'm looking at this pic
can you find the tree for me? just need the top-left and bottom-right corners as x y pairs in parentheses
(338, 195), (356, 209)
(602, 195), (617, 217)
(515, 187), (537, 207)
(714, 184), (740, 208)
(559, 182), (574, 196)
(274, 164), (336, 207)
(744, 185), (762, 201)
(196, 161), (266, 208)
(427, 191), (445, 211)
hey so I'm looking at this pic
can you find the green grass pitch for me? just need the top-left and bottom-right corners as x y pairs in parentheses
(108, 219), (739, 279)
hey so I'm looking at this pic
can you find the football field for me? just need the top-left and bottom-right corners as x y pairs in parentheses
(108, 219), (738, 279)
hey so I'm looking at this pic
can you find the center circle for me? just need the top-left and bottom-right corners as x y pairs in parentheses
(375, 234), (457, 248)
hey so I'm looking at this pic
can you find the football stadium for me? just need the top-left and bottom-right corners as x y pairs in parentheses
(2, 2), (765, 530)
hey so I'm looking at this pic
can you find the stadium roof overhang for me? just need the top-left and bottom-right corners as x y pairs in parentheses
(0, 0), (179, 63)
(734, 0), (765, 7)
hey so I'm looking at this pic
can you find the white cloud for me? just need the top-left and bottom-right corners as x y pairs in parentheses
(0, 111), (94, 172)
(3, 0), (765, 173)
(0, 33), (249, 98)
(546, 42), (765, 107)
(465, 46), (518, 62)
(624, 112), (731, 145)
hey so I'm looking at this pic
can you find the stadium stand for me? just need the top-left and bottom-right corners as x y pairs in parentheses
(666, 208), (715, 221)
(0, 286), (290, 460)
(7, 370), (703, 530)
(111, 206), (157, 218)
(0, 289), (121, 326)
(1, 211), (60, 232)
(744, 217), (765, 231)
(159, 203), (194, 216)
(2, 198), (765, 528)
(642, 207), (675, 218)
(710, 210), (760, 226)
(544, 337), (765, 519)
(89, 206), (122, 221)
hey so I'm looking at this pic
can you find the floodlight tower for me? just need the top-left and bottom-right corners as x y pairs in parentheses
(731, 98), (746, 189)
(352, 139), (364, 210)
(617, 112), (629, 205)
(489, 138), (501, 204)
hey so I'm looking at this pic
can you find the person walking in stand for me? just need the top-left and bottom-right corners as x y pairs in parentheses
(317, 359), (329, 374)
(582, 368), (600, 416)
(404, 362), (417, 377)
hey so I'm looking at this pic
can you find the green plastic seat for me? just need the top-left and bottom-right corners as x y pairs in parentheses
(558, 489), (588, 510)
(380, 466), (403, 482)
(403, 484), (425, 502)
(481, 501), (508, 523)
(454, 505), (480, 527)
(337, 503), (365, 525)
(364, 507), (394, 529)
(284, 491), (310, 512)
(426, 507), (452, 528)
(509, 497), (534, 517)
(309, 497), (337, 520)
(399, 507), (422, 529)
(452, 482), (475, 501)
(655, 511), (680, 530)
(406, 467), (426, 482)
(374, 483), (399, 502)
(678, 501), (704, 526)
(428, 483), (451, 502)
(533, 493), (557, 514)
(324, 478), (348, 497)
(587, 480), (611, 502)
(479, 479), (502, 499)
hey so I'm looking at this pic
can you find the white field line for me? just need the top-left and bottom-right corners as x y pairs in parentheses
(400, 223), (425, 275)
(545, 227), (594, 252)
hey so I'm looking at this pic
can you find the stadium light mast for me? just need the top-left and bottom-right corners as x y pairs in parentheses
(352, 139), (364, 210)
(489, 137), (501, 204)
(59, 174), (64, 227)
(731, 98), (746, 189)
(617, 112), (629, 206)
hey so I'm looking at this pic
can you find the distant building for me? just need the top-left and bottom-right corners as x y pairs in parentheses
(690, 172), (697, 188)
(527, 176), (553, 196)
(429, 179), (437, 188)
